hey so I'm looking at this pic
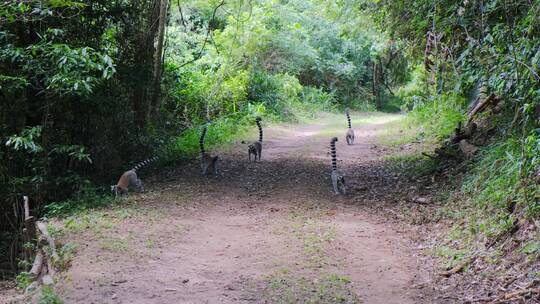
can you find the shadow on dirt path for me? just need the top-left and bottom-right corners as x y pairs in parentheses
(48, 112), (439, 304)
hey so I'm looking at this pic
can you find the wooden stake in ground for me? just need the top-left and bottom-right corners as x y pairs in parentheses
(22, 196), (36, 262)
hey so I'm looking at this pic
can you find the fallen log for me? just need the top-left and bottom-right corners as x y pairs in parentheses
(36, 221), (59, 262)
(28, 250), (44, 279)
(43, 247), (56, 276)
(42, 275), (54, 286)
(467, 93), (500, 125)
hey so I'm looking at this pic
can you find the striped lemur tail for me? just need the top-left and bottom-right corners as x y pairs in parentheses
(346, 109), (352, 129)
(256, 117), (263, 143)
(330, 137), (338, 171)
(246, 117), (263, 162)
(199, 124), (208, 155)
(132, 156), (159, 172)
(330, 137), (346, 194)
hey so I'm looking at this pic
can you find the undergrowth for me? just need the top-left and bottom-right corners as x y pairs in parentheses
(458, 137), (539, 243)
(405, 93), (466, 142)
(39, 286), (63, 304)
(390, 74), (540, 281)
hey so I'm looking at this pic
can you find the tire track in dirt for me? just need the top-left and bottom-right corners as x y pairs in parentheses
(52, 113), (433, 304)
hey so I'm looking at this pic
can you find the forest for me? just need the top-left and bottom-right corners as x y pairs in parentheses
(0, 0), (539, 303)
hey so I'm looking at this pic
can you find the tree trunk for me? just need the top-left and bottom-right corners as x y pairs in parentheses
(151, 0), (169, 118)
(373, 61), (382, 110)
(131, 1), (161, 128)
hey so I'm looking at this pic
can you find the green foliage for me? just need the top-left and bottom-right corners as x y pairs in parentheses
(369, 0), (540, 127)
(167, 0), (402, 114)
(39, 286), (63, 304)
(521, 241), (540, 257)
(1, 30), (115, 96)
(397, 64), (466, 141)
(172, 114), (253, 157)
(434, 245), (469, 269)
(247, 71), (301, 118)
(461, 137), (538, 237)
(15, 271), (32, 290)
(406, 93), (466, 141)
(1, 0), (174, 275)
(44, 187), (114, 217)
(372, 0), (540, 276)
(5, 126), (43, 153)
(396, 65), (430, 110)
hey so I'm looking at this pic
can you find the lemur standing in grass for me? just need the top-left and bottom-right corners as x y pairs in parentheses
(330, 137), (347, 195)
(111, 156), (159, 198)
(247, 117), (263, 162)
(345, 108), (355, 145)
(199, 123), (219, 176)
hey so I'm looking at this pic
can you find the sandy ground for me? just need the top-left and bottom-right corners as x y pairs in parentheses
(3, 112), (444, 304)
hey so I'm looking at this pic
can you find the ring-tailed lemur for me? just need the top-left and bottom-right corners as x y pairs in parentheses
(330, 137), (346, 195)
(200, 123), (219, 176)
(345, 109), (355, 145)
(247, 117), (263, 162)
(111, 156), (159, 197)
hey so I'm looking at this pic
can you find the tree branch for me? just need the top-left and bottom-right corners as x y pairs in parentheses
(177, 0), (187, 30)
(179, 0), (225, 68)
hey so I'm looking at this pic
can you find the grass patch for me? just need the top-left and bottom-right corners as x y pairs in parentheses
(99, 236), (130, 252)
(434, 245), (470, 269)
(52, 211), (117, 237)
(256, 209), (359, 303)
(261, 272), (360, 304)
(521, 241), (540, 258)
(44, 187), (116, 217)
(459, 138), (537, 240)
(311, 112), (403, 139)
(384, 153), (439, 178)
(286, 210), (336, 269)
(378, 117), (417, 147)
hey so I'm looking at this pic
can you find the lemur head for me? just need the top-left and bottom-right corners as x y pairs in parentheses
(111, 185), (119, 197)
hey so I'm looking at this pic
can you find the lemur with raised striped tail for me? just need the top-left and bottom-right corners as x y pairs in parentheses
(330, 137), (347, 195)
(345, 108), (355, 145)
(200, 123), (219, 176)
(111, 156), (159, 197)
(247, 117), (263, 162)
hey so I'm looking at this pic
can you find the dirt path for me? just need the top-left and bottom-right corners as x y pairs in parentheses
(48, 113), (436, 304)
